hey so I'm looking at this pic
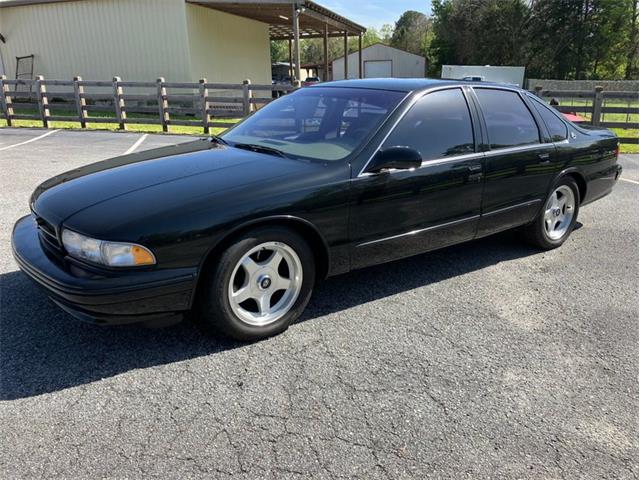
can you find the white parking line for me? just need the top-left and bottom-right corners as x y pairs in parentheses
(0, 129), (60, 152)
(124, 134), (148, 155)
(620, 177), (639, 185)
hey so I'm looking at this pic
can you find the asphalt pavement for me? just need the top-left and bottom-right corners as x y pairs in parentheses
(0, 128), (638, 479)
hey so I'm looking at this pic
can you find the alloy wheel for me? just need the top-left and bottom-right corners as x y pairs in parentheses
(543, 185), (576, 240)
(227, 241), (303, 326)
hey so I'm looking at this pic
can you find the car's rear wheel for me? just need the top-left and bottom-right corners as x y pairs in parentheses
(523, 177), (580, 249)
(197, 226), (315, 340)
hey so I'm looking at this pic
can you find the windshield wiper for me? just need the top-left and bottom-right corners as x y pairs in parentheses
(209, 135), (228, 146)
(233, 143), (290, 159)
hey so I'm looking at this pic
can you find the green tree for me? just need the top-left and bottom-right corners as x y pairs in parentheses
(430, 0), (638, 80)
(527, 0), (638, 79)
(379, 24), (394, 43)
(430, 0), (531, 71)
(354, 27), (384, 49)
(623, 0), (639, 79)
(270, 40), (289, 63)
(390, 11), (432, 56)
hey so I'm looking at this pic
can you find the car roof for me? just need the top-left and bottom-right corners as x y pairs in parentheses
(318, 77), (518, 93)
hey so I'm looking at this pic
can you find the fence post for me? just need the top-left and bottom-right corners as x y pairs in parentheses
(157, 77), (169, 132)
(534, 85), (543, 97)
(35, 75), (51, 129)
(112, 76), (127, 130)
(242, 79), (252, 116)
(199, 78), (210, 135)
(73, 76), (87, 128)
(592, 86), (604, 126)
(0, 75), (14, 127)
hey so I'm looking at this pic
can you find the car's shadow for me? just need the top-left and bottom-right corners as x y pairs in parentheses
(1, 229), (549, 400)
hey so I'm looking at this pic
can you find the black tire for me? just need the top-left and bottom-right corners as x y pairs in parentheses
(522, 176), (580, 250)
(196, 226), (315, 341)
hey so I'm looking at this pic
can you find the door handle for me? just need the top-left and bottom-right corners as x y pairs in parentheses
(538, 153), (551, 164)
(453, 164), (483, 182)
(465, 164), (483, 183)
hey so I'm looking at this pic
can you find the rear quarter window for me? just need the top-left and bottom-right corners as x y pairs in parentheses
(528, 95), (568, 142)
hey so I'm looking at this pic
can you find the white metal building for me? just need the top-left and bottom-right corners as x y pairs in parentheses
(332, 43), (426, 80)
(0, 0), (364, 84)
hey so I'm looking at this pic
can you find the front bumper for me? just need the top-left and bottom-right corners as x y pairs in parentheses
(11, 215), (197, 325)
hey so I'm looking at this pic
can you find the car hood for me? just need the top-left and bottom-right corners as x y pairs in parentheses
(31, 139), (324, 227)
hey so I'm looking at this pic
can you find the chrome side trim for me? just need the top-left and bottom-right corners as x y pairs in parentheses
(356, 215), (480, 248)
(483, 143), (554, 157)
(360, 143), (556, 178)
(356, 198), (543, 248)
(482, 199), (542, 217)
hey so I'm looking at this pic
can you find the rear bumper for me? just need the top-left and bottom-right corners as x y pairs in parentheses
(582, 163), (623, 206)
(11, 214), (197, 325)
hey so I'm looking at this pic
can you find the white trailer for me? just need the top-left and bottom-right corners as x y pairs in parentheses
(441, 65), (525, 87)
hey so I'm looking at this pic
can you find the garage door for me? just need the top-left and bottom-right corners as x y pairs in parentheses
(364, 60), (392, 78)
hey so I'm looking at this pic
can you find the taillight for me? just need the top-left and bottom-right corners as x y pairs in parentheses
(615, 144), (620, 158)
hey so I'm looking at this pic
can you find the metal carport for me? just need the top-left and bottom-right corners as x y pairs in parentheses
(188, 0), (366, 83)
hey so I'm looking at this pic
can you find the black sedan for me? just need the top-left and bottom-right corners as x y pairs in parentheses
(12, 79), (622, 340)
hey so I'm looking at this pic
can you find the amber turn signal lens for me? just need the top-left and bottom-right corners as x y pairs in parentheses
(132, 245), (155, 265)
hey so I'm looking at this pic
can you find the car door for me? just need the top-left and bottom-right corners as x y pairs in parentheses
(349, 87), (485, 270)
(470, 87), (558, 237)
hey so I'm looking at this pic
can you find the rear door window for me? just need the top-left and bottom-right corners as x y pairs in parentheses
(383, 88), (475, 161)
(474, 89), (540, 149)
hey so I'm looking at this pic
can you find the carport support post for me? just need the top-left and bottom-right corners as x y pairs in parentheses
(35, 75), (50, 129)
(343, 31), (349, 80)
(358, 34), (363, 79)
(592, 86), (604, 126)
(157, 77), (169, 133)
(73, 76), (87, 129)
(323, 24), (329, 81)
(242, 79), (252, 116)
(112, 76), (127, 131)
(0, 75), (13, 126)
(288, 38), (293, 85)
(292, 4), (301, 85)
(199, 78), (210, 135)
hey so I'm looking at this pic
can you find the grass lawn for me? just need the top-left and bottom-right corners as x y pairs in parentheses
(602, 101), (638, 153)
(610, 128), (639, 153)
(0, 106), (240, 136)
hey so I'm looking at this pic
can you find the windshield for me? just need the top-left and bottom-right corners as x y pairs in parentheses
(222, 87), (406, 161)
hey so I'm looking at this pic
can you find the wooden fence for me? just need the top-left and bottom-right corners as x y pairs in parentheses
(0, 75), (296, 133)
(532, 85), (638, 144)
(0, 76), (637, 144)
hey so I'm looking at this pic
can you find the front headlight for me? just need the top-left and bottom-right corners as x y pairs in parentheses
(61, 229), (156, 267)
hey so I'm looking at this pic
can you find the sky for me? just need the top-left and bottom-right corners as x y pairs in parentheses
(316, 1), (433, 30)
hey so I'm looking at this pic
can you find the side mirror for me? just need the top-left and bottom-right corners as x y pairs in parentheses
(366, 146), (422, 173)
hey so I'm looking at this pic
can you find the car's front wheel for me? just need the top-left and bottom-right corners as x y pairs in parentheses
(523, 177), (580, 249)
(198, 226), (315, 340)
